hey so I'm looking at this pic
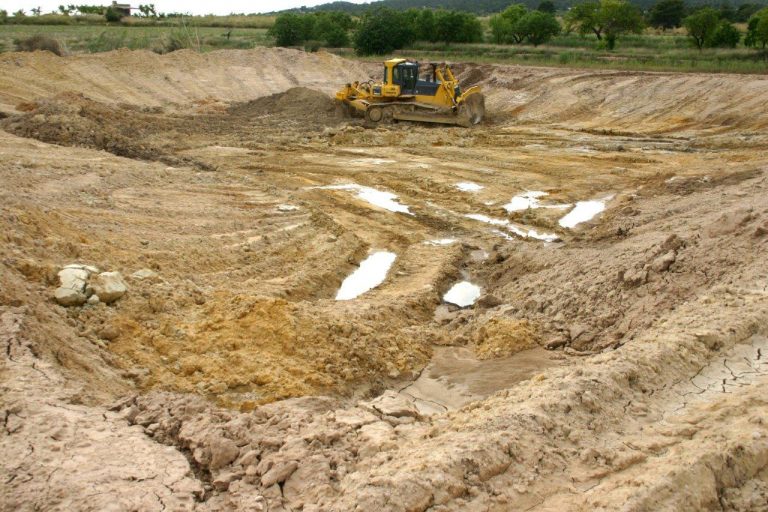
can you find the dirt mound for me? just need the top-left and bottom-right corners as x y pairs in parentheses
(0, 92), (209, 168)
(232, 87), (337, 118)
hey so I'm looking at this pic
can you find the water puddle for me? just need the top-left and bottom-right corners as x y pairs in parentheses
(456, 182), (484, 192)
(443, 281), (481, 307)
(558, 198), (610, 228)
(466, 213), (559, 242)
(504, 191), (571, 213)
(315, 184), (412, 215)
(399, 346), (559, 415)
(335, 251), (396, 300)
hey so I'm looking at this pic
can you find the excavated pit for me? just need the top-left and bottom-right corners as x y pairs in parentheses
(1, 48), (768, 511)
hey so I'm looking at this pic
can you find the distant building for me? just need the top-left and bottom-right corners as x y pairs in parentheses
(110, 1), (132, 16)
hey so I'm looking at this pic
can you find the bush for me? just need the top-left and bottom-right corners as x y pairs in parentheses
(708, 20), (740, 48)
(269, 13), (312, 46)
(105, 7), (123, 23)
(14, 34), (64, 55)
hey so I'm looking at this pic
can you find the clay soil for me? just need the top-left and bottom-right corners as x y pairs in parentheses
(1, 48), (768, 511)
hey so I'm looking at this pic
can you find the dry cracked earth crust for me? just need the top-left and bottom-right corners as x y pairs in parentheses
(1, 48), (768, 511)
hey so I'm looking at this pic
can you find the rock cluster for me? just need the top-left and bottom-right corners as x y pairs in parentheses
(53, 264), (128, 307)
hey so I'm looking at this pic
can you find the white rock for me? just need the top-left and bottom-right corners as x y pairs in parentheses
(54, 287), (86, 307)
(87, 295), (100, 305)
(91, 272), (128, 304)
(58, 268), (89, 292)
(63, 263), (99, 274)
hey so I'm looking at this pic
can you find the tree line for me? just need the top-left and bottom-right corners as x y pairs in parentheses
(269, 1), (768, 55)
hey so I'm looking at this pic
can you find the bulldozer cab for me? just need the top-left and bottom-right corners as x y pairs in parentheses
(385, 60), (418, 95)
(385, 59), (443, 97)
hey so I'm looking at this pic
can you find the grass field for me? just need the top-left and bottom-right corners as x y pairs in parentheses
(1, 19), (766, 74)
(0, 24), (270, 53)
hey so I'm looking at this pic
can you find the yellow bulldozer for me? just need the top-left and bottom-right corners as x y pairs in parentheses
(336, 58), (485, 127)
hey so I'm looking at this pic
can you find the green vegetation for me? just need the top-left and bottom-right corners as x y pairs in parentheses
(682, 7), (742, 49)
(490, 4), (560, 46)
(1, 0), (767, 73)
(0, 24), (269, 53)
(269, 12), (354, 47)
(648, 0), (686, 29)
(565, 0), (645, 50)
(745, 7), (768, 48)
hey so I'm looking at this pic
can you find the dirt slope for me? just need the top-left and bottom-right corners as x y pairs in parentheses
(1, 48), (767, 511)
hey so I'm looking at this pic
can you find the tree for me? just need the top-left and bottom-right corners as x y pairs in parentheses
(0, 10), (7, 23)
(517, 10), (561, 46)
(683, 7), (720, 50)
(14, 9), (26, 18)
(415, 8), (437, 42)
(708, 20), (740, 48)
(537, 1), (556, 14)
(744, 7), (768, 49)
(105, 6), (122, 22)
(31, 6), (42, 16)
(490, 4), (528, 43)
(58, 5), (72, 15)
(565, 1), (601, 38)
(138, 4), (157, 17)
(566, 0), (644, 49)
(354, 8), (415, 55)
(270, 13), (314, 46)
(433, 10), (482, 45)
(736, 4), (761, 23)
(718, 2), (736, 22)
(315, 11), (353, 47)
(648, 0), (685, 30)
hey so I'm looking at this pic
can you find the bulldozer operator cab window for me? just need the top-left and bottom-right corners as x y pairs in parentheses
(392, 64), (418, 94)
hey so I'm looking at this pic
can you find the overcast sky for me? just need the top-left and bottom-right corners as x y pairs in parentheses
(2, 0), (372, 15)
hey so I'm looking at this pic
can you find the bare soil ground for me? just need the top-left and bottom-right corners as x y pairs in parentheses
(1, 48), (767, 511)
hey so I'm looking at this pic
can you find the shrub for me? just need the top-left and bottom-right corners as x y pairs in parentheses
(14, 34), (64, 55)
(105, 7), (122, 23)
(269, 13), (312, 47)
(708, 20), (740, 48)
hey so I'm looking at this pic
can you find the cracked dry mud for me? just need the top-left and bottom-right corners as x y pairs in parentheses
(1, 48), (768, 511)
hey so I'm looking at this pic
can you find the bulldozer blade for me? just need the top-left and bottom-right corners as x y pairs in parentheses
(461, 93), (485, 126)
